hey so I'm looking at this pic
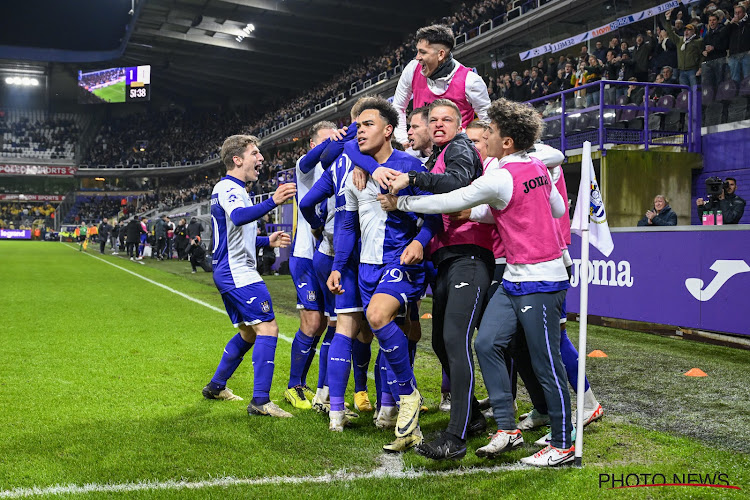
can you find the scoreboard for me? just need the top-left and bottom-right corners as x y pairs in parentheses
(125, 65), (151, 102)
(78, 65), (151, 104)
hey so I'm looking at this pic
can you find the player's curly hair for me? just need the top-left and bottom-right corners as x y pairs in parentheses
(487, 99), (542, 151)
(357, 97), (399, 136)
(415, 24), (455, 50)
(220, 134), (260, 170)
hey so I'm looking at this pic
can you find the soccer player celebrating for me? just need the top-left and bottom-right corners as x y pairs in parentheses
(392, 99), (575, 466)
(385, 100), (495, 461)
(299, 107), (378, 426)
(327, 97), (440, 450)
(392, 24), (490, 147)
(285, 121), (338, 411)
(202, 134), (297, 419)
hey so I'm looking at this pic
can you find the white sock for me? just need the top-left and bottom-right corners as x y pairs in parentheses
(583, 387), (599, 412)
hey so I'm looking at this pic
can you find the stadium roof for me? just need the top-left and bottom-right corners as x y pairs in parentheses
(122, 0), (452, 101)
(1, 0), (452, 103)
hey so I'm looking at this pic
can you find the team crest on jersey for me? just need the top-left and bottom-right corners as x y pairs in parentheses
(261, 301), (271, 313)
(307, 290), (317, 302)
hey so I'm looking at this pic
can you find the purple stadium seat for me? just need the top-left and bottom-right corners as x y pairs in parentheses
(716, 80), (738, 102)
(740, 76), (750, 97)
(701, 87), (715, 106)
(675, 90), (689, 110)
(565, 115), (581, 134)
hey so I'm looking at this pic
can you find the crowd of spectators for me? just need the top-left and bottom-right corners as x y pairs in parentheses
(0, 111), (81, 160)
(447, 0), (509, 37)
(83, 107), (252, 168)
(486, 1), (750, 108)
(0, 202), (56, 228)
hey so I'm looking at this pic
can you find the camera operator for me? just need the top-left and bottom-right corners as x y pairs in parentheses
(696, 177), (746, 224)
(187, 237), (212, 273)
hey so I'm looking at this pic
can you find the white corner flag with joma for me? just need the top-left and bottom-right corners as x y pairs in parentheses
(570, 141), (614, 466)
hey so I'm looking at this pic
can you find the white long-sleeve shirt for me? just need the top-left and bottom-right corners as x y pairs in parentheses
(392, 59), (491, 144)
(397, 151), (567, 283)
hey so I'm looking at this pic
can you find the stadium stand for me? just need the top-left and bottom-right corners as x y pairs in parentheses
(0, 110), (86, 160)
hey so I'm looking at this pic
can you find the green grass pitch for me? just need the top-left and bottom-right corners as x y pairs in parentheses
(92, 81), (126, 103)
(0, 241), (748, 499)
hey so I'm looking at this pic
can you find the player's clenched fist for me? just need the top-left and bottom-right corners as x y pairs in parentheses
(269, 231), (291, 248)
(272, 182), (297, 204)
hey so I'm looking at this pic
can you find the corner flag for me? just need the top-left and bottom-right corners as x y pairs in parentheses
(571, 144), (613, 257)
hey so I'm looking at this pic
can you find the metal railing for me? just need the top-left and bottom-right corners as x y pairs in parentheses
(526, 79), (698, 154)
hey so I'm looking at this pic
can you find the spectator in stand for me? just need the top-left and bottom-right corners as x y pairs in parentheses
(626, 77), (646, 105)
(608, 37), (621, 57)
(638, 195), (678, 226)
(664, 10), (705, 87)
(584, 55), (604, 106)
(653, 28), (679, 74)
(559, 62), (576, 91)
(701, 13), (730, 89)
(593, 40), (608, 63)
(726, 4), (750, 85)
(527, 68), (544, 99)
(632, 34), (653, 82)
(506, 75), (531, 102)
(674, 18), (686, 36)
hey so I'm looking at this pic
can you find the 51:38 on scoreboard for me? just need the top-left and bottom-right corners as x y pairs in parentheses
(126, 65), (150, 102)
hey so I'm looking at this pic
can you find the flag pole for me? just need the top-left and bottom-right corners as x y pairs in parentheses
(574, 141), (592, 466)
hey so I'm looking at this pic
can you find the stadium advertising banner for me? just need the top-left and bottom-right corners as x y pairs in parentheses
(0, 194), (64, 202)
(519, 0), (690, 60)
(0, 229), (31, 240)
(566, 229), (750, 336)
(0, 164), (76, 176)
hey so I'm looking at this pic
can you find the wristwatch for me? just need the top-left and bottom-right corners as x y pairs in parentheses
(408, 170), (417, 187)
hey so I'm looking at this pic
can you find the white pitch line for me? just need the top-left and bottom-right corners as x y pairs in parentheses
(0, 456), (533, 498)
(62, 244), (291, 343)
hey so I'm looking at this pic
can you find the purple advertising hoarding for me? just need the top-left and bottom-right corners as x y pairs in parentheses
(566, 227), (750, 336)
(0, 229), (31, 239)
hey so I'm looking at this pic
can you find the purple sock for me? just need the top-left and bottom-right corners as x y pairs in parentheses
(352, 338), (371, 393)
(373, 321), (415, 397)
(327, 334), (353, 412)
(317, 326), (335, 389)
(288, 329), (314, 388)
(441, 369), (451, 393)
(560, 328), (590, 392)
(210, 333), (253, 389)
(408, 339), (418, 368)
(374, 350), (382, 409)
(300, 335), (321, 387)
(251, 335), (277, 404)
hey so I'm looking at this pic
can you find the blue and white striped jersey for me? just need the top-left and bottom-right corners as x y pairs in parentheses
(210, 176), (263, 293)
